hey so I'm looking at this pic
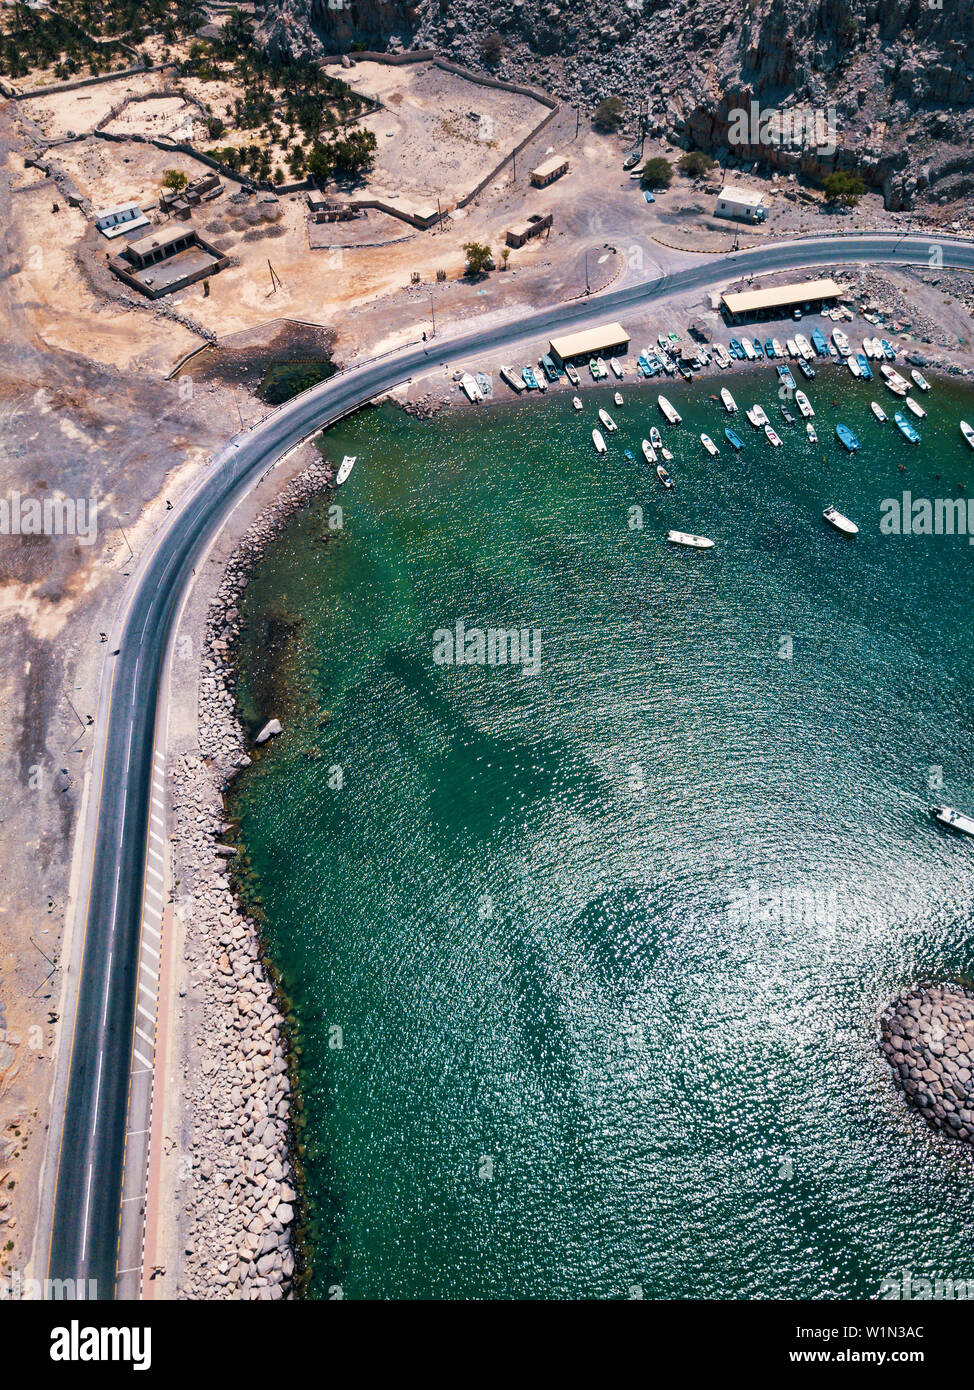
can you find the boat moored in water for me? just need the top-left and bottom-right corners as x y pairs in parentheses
(823, 505), (859, 535)
(836, 422), (860, 452)
(847, 357), (861, 379)
(721, 387), (738, 413)
(746, 404), (769, 428)
(598, 408), (617, 431)
(911, 369), (930, 392)
(642, 438), (657, 464)
(572, 395), (583, 410)
(932, 805), (974, 837)
(650, 426), (663, 450)
(592, 428), (607, 454)
(870, 401), (887, 422)
(613, 391), (624, 407)
(764, 423), (782, 446)
(806, 421), (818, 444)
(905, 395), (926, 419)
(725, 427), (744, 450)
(667, 530), (714, 550)
(795, 391), (814, 418)
(658, 395), (682, 425)
(961, 420), (974, 450)
(656, 463), (674, 489)
(336, 455), (357, 485)
(855, 352), (873, 381)
(894, 412), (921, 443)
(700, 433), (719, 456)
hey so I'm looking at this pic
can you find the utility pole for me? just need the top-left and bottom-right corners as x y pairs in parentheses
(267, 259), (283, 294)
(584, 249), (590, 296)
(430, 292), (436, 338)
(575, 105), (580, 140)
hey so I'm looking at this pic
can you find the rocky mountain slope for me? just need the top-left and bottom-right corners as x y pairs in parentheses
(253, 0), (974, 210)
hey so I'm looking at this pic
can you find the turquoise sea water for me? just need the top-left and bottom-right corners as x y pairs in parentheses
(230, 363), (974, 1300)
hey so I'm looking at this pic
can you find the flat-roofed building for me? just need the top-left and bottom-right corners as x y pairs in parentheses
(548, 321), (630, 366)
(530, 155), (569, 187)
(94, 201), (150, 239)
(108, 224), (228, 299)
(714, 185), (768, 223)
(505, 211), (552, 248)
(721, 278), (843, 324)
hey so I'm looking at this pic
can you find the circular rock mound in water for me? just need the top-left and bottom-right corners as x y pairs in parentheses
(880, 985), (974, 1143)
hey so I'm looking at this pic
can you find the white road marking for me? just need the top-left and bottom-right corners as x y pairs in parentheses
(137, 1005), (155, 1025)
(135, 1026), (153, 1046)
(81, 1162), (94, 1260)
(134, 1048), (152, 1068)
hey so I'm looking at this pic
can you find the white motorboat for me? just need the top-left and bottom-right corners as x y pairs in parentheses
(742, 339), (757, 361)
(459, 373), (482, 402)
(870, 401), (887, 422)
(746, 404), (769, 428)
(658, 395), (682, 425)
(764, 424), (782, 447)
(641, 438), (657, 464)
(786, 338), (799, 358)
(823, 505), (858, 535)
(772, 339), (785, 358)
(720, 388), (738, 413)
(905, 396), (926, 419)
(656, 463), (674, 490)
(613, 391), (624, 407)
(599, 408), (617, 432)
(960, 420), (974, 450)
(650, 427), (663, 449)
(910, 369), (930, 392)
(932, 805), (974, 837)
(572, 396), (583, 410)
(609, 358), (624, 379)
(794, 391), (814, 418)
(794, 334), (813, 360)
(847, 357), (861, 378)
(500, 365), (525, 393)
(832, 328), (851, 356)
(700, 433), (719, 457)
(592, 429), (607, 454)
(667, 530), (714, 550)
(336, 455), (357, 485)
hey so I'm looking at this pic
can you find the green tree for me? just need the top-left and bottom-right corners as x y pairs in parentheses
(678, 150), (715, 177)
(594, 95), (625, 132)
(824, 170), (866, 207)
(162, 168), (189, 192)
(640, 156), (673, 189)
(463, 241), (494, 276)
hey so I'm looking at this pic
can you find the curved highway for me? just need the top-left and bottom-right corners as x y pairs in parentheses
(45, 235), (974, 1294)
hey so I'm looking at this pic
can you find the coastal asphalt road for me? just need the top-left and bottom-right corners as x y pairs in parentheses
(44, 234), (974, 1296)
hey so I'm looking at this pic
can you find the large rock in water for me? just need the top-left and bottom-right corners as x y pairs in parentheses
(255, 719), (283, 744)
(880, 985), (974, 1143)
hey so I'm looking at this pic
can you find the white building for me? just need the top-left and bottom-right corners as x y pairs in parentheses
(714, 185), (768, 223)
(94, 202), (151, 239)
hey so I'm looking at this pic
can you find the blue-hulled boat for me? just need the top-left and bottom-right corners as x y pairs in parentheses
(540, 354), (560, 382)
(836, 422), (860, 452)
(894, 411), (921, 444)
(811, 328), (830, 357)
(637, 353), (654, 377)
(764, 339), (776, 358)
(522, 366), (541, 390)
(776, 363), (796, 390)
(881, 340), (896, 361)
(724, 427), (744, 450)
(729, 339), (744, 359)
(752, 338), (765, 358)
(855, 352), (873, 381)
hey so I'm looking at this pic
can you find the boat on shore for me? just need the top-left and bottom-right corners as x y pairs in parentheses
(795, 391), (814, 418)
(658, 395), (682, 424)
(764, 423), (783, 446)
(500, 365), (525, 393)
(855, 352), (873, 381)
(596, 356), (609, 379)
(540, 354), (560, 383)
(522, 366), (541, 391)
(832, 328), (851, 356)
(881, 364), (910, 394)
(336, 454), (357, 485)
(667, 530), (714, 550)
(700, 433), (719, 456)
(776, 364), (797, 391)
(460, 373), (482, 402)
(565, 362), (580, 387)
(847, 357), (861, 379)
(746, 404), (769, 428)
(592, 428), (607, 453)
(609, 357), (624, 379)
(729, 338), (744, 359)
(751, 338), (765, 359)
(721, 387), (738, 413)
(772, 338), (786, 358)
(795, 334), (813, 360)
(786, 337), (799, 358)
(823, 505), (858, 535)
(589, 358), (604, 380)
(806, 421), (818, 444)
(836, 422), (860, 452)
(905, 396), (926, 419)
(598, 408), (617, 432)
(656, 463), (674, 489)
(961, 420), (974, 450)
(742, 339), (757, 361)
(881, 340), (896, 361)
(641, 438), (657, 464)
(572, 396), (583, 410)
(811, 328), (829, 357)
(764, 339), (776, 358)
(725, 426), (744, 450)
(894, 411), (921, 443)
(911, 369), (930, 392)
(932, 805), (974, 837)
(476, 371), (492, 398)
(713, 344), (731, 368)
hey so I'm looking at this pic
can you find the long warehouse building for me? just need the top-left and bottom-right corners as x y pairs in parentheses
(721, 278), (843, 324)
(549, 322), (630, 366)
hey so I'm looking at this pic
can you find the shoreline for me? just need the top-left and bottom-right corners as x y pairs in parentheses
(168, 455), (334, 1300)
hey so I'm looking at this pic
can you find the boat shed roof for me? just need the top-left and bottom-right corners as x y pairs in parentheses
(549, 322), (630, 363)
(721, 278), (843, 316)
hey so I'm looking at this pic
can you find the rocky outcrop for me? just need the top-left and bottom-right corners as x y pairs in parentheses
(880, 985), (974, 1143)
(254, 0), (974, 210)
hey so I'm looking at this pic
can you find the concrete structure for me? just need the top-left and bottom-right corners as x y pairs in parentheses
(530, 155), (569, 187)
(308, 192), (358, 223)
(721, 278), (843, 324)
(94, 202), (150, 239)
(159, 172), (222, 216)
(548, 321), (630, 366)
(108, 224), (228, 299)
(505, 211), (552, 248)
(715, 185), (768, 223)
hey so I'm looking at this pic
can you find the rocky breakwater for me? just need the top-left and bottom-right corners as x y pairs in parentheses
(880, 985), (974, 1143)
(173, 455), (333, 1299)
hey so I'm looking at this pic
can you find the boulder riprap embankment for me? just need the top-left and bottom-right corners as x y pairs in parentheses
(173, 456), (332, 1299)
(880, 985), (974, 1143)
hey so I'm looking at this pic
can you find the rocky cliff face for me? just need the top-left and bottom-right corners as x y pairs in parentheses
(254, 0), (974, 210)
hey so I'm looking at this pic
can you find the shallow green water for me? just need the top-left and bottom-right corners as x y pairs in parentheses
(230, 362), (974, 1300)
